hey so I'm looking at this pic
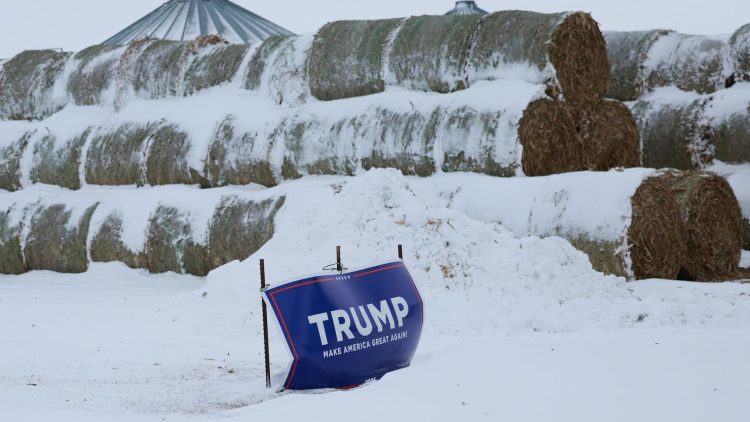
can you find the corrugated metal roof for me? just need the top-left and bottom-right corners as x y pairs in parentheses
(445, 1), (488, 16)
(102, 0), (294, 45)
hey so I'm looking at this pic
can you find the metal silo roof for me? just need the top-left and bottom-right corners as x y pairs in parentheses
(102, 0), (294, 45)
(445, 1), (488, 16)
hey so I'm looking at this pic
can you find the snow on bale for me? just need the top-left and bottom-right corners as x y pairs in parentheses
(308, 19), (403, 101)
(0, 50), (71, 120)
(657, 170), (743, 281)
(29, 129), (91, 190)
(0, 204), (26, 274)
(631, 93), (710, 170)
(89, 213), (148, 270)
(729, 23), (750, 83)
(631, 86), (750, 170)
(605, 31), (727, 101)
(466, 11), (609, 103)
(84, 123), (153, 186)
(385, 15), (480, 93)
(0, 130), (35, 191)
(23, 201), (99, 273)
(244, 35), (312, 106)
(444, 169), (686, 280)
(183, 43), (249, 96)
(67, 45), (123, 106)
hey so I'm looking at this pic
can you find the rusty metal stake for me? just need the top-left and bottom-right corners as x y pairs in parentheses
(260, 259), (271, 389)
(398, 244), (403, 260)
(336, 246), (342, 273)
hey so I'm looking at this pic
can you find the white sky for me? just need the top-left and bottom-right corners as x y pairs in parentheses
(0, 0), (748, 58)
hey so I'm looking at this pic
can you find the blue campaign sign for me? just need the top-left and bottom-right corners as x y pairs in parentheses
(262, 260), (423, 390)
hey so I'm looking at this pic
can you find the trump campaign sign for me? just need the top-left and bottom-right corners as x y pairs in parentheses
(262, 260), (423, 390)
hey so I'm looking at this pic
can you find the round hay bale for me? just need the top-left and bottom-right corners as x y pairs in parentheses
(743, 217), (750, 251)
(89, 213), (148, 269)
(642, 32), (726, 95)
(184, 44), (249, 95)
(23, 202), (98, 273)
(630, 95), (711, 170)
(0, 49), (71, 120)
(467, 11), (609, 103)
(205, 116), (278, 187)
(581, 100), (641, 171)
(0, 205), (26, 274)
(706, 90), (750, 165)
(67, 45), (122, 106)
(627, 176), (686, 280)
(144, 124), (194, 186)
(131, 40), (193, 99)
(386, 15), (480, 93)
(729, 23), (750, 83)
(207, 196), (285, 269)
(517, 98), (582, 176)
(308, 19), (403, 101)
(244, 35), (293, 90)
(30, 129), (90, 190)
(85, 123), (152, 186)
(0, 130), (34, 192)
(658, 170), (744, 281)
(604, 30), (671, 101)
(145, 206), (208, 275)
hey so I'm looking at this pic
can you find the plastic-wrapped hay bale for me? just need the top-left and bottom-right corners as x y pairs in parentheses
(23, 202), (99, 273)
(184, 43), (250, 95)
(0, 204), (26, 274)
(466, 11), (609, 103)
(657, 170), (743, 281)
(308, 19), (402, 101)
(385, 15), (480, 93)
(67, 45), (123, 106)
(146, 206), (209, 275)
(604, 30), (671, 101)
(631, 92), (711, 170)
(85, 123), (153, 186)
(729, 23), (750, 82)
(0, 130), (35, 191)
(0, 50), (71, 120)
(30, 129), (90, 190)
(443, 169), (687, 280)
(642, 32), (727, 95)
(207, 196), (285, 269)
(704, 86), (750, 165)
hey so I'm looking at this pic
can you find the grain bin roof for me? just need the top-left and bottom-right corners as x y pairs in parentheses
(445, 1), (488, 16)
(102, 0), (294, 45)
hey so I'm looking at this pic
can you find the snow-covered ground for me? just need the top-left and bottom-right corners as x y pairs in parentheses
(2, 170), (750, 421)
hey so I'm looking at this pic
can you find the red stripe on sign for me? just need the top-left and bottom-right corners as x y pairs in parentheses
(352, 263), (404, 278)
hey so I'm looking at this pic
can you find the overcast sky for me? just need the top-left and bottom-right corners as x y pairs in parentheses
(1, 0), (749, 58)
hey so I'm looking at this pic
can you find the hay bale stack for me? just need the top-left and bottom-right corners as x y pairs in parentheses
(385, 15), (479, 93)
(0, 130), (35, 191)
(444, 169), (686, 280)
(67, 45), (123, 106)
(89, 213), (148, 270)
(308, 19), (403, 101)
(0, 50), (71, 120)
(184, 43), (249, 95)
(631, 94), (710, 170)
(144, 124), (196, 186)
(467, 11), (609, 103)
(84, 123), (153, 186)
(205, 116), (277, 187)
(244, 35), (312, 106)
(729, 23), (750, 83)
(657, 171), (743, 281)
(605, 31), (726, 100)
(23, 202), (99, 273)
(30, 129), (91, 190)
